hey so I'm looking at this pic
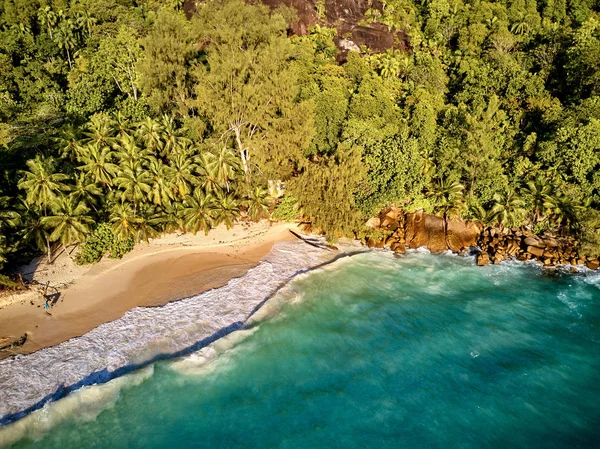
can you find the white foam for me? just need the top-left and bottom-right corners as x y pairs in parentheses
(0, 238), (352, 425)
(0, 365), (154, 447)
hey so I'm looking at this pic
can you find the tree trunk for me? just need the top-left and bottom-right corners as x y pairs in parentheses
(46, 237), (52, 264)
(66, 47), (72, 70)
(233, 125), (251, 184)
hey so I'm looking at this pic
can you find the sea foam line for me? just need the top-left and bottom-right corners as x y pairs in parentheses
(0, 238), (354, 426)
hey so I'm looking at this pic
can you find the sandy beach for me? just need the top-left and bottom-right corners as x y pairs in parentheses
(0, 221), (298, 358)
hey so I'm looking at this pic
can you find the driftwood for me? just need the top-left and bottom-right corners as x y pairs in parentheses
(0, 333), (27, 352)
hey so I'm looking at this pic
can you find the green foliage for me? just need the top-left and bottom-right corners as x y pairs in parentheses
(76, 223), (134, 264)
(272, 195), (300, 222)
(1, 0), (600, 269)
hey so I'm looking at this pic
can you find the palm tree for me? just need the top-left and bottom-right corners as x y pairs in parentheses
(114, 134), (152, 166)
(17, 157), (71, 211)
(180, 190), (217, 235)
(489, 191), (526, 227)
(523, 178), (552, 222)
(426, 178), (465, 219)
(244, 186), (272, 221)
(54, 19), (78, 69)
(214, 190), (240, 229)
(57, 124), (83, 160)
(160, 114), (188, 157)
(0, 195), (20, 230)
(197, 152), (221, 193)
(109, 202), (142, 240)
(136, 117), (164, 154)
(167, 154), (198, 199)
(70, 173), (102, 210)
(544, 194), (585, 231)
(41, 196), (93, 252)
(77, 143), (118, 187)
(37, 6), (58, 39)
(212, 146), (240, 192)
(19, 202), (52, 262)
(82, 115), (114, 147)
(113, 162), (152, 209)
(147, 158), (174, 207)
(150, 203), (183, 234)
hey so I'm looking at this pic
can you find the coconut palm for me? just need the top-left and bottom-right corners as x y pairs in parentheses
(0, 195), (20, 230)
(136, 117), (164, 154)
(167, 153), (198, 199)
(17, 157), (71, 210)
(160, 114), (189, 157)
(19, 203), (52, 261)
(54, 19), (78, 69)
(523, 178), (552, 222)
(214, 190), (240, 229)
(150, 203), (183, 234)
(147, 158), (174, 207)
(109, 202), (142, 240)
(212, 146), (240, 192)
(57, 124), (83, 160)
(113, 162), (152, 208)
(244, 186), (272, 221)
(426, 178), (465, 218)
(180, 190), (217, 235)
(197, 152), (221, 193)
(114, 134), (152, 166)
(489, 191), (526, 227)
(77, 143), (118, 187)
(70, 173), (102, 210)
(82, 115), (114, 147)
(544, 194), (585, 230)
(41, 196), (93, 251)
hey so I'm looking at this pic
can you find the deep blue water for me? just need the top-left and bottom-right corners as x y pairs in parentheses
(2, 252), (599, 448)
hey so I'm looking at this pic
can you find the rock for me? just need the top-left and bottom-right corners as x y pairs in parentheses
(374, 239), (385, 249)
(391, 242), (405, 254)
(544, 237), (559, 248)
(366, 237), (376, 248)
(477, 252), (490, 266)
(585, 259), (600, 270)
(524, 237), (545, 248)
(380, 217), (399, 231)
(526, 246), (545, 258)
(493, 253), (505, 264)
(446, 218), (480, 253)
(366, 217), (381, 229)
(405, 210), (445, 250)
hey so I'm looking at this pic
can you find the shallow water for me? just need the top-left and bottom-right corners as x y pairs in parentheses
(2, 251), (599, 448)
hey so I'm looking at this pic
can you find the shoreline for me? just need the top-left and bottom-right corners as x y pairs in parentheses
(0, 233), (345, 424)
(0, 221), (298, 359)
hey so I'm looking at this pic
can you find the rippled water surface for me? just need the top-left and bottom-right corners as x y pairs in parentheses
(2, 251), (599, 448)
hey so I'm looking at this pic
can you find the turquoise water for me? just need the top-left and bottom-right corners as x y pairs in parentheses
(3, 252), (600, 448)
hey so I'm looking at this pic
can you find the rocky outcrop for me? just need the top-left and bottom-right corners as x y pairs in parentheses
(364, 208), (600, 270)
(184, 0), (405, 59)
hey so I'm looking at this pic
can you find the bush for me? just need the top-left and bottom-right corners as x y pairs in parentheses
(272, 195), (300, 221)
(76, 223), (135, 264)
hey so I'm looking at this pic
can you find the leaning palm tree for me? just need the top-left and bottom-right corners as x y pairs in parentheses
(41, 196), (93, 253)
(17, 156), (71, 211)
(244, 186), (272, 221)
(214, 190), (240, 230)
(196, 152), (221, 193)
(544, 194), (586, 231)
(489, 191), (526, 227)
(57, 124), (83, 160)
(180, 190), (217, 235)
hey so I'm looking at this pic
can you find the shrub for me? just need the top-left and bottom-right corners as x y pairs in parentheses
(272, 195), (300, 221)
(76, 223), (134, 264)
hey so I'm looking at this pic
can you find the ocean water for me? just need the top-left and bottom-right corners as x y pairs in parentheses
(1, 251), (599, 448)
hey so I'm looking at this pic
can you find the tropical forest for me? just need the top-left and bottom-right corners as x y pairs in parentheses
(1, 0), (600, 284)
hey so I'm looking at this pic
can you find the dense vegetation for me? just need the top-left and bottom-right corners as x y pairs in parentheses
(1, 0), (599, 282)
